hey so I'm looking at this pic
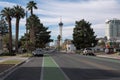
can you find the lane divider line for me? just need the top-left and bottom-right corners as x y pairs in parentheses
(40, 57), (44, 80)
(50, 56), (70, 80)
(41, 54), (71, 80)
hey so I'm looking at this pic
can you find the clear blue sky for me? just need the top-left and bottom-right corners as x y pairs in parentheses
(0, 0), (120, 40)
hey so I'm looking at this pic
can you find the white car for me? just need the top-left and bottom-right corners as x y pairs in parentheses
(32, 48), (44, 56)
(83, 48), (95, 56)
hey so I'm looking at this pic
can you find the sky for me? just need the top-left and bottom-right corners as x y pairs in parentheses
(0, 0), (120, 41)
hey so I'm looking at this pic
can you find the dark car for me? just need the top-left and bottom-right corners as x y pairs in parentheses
(84, 52), (96, 56)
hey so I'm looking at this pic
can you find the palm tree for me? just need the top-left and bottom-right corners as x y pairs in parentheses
(1, 7), (13, 53)
(57, 35), (61, 50)
(27, 15), (39, 48)
(26, 1), (37, 15)
(13, 5), (25, 53)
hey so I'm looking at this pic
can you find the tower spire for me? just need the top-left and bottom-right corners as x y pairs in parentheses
(60, 16), (62, 22)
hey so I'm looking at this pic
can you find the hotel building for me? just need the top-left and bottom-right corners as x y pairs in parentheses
(105, 18), (120, 41)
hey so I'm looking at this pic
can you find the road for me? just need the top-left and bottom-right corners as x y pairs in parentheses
(4, 57), (43, 80)
(4, 52), (120, 80)
(51, 52), (120, 80)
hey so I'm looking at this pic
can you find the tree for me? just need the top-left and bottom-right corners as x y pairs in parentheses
(98, 40), (105, 48)
(1, 7), (13, 53)
(19, 35), (26, 48)
(73, 19), (97, 50)
(27, 14), (52, 48)
(0, 17), (8, 50)
(13, 5), (25, 53)
(35, 23), (52, 48)
(0, 17), (8, 35)
(27, 14), (39, 47)
(26, 1), (37, 15)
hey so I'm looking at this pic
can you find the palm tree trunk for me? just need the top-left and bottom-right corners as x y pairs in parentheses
(26, 28), (29, 51)
(15, 18), (20, 53)
(31, 8), (33, 15)
(8, 19), (12, 53)
(30, 26), (35, 47)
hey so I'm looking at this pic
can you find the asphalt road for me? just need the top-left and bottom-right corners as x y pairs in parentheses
(3, 52), (120, 80)
(4, 57), (43, 80)
(51, 52), (120, 80)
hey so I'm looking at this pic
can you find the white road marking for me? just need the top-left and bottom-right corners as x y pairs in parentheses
(50, 56), (70, 80)
(40, 57), (44, 80)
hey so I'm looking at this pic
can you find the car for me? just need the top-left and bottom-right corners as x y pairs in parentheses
(84, 52), (96, 56)
(83, 48), (96, 56)
(32, 48), (44, 56)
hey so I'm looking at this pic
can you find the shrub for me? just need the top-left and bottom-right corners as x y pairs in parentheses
(0, 52), (16, 56)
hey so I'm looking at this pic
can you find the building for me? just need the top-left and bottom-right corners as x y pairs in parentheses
(66, 44), (76, 52)
(105, 19), (120, 49)
(105, 18), (120, 41)
(58, 18), (63, 46)
(54, 40), (59, 48)
(62, 39), (76, 52)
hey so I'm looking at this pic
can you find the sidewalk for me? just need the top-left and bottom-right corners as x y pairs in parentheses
(0, 56), (28, 63)
(0, 56), (29, 79)
(96, 53), (120, 60)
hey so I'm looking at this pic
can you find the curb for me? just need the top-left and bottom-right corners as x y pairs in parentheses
(0, 57), (31, 80)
